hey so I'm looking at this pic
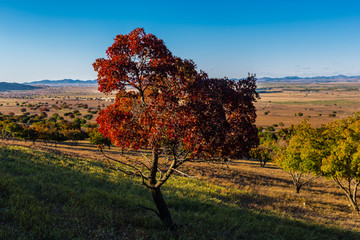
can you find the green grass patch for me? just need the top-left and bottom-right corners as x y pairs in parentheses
(0, 145), (359, 239)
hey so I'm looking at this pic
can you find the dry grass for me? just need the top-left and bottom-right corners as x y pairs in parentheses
(0, 86), (113, 123)
(3, 138), (360, 232)
(256, 83), (360, 128)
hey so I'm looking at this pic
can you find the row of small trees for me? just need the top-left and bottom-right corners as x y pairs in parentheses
(252, 114), (360, 213)
(0, 112), (110, 148)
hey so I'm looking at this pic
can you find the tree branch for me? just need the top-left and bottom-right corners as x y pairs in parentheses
(333, 177), (349, 195)
(301, 174), (319, 186)
(172, 168), (198, 179)
(155, 159), (177, 188)
(353, 180), (359, 204)
(99, 149), (144, 177)
(136, 204), (160, 218)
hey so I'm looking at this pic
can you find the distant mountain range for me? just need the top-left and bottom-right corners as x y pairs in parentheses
(2, 75), (360, 90)
(0, 82), (43, 92)
(24, 79), (98, 86)
(256, 75), (360, 83)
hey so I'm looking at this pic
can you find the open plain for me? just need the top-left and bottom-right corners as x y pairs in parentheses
(1, 81), (360, 238)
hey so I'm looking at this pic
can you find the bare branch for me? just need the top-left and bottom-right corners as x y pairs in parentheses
(353, 180), (359, 204)
(172, 168), (198, 179)
(99, 149), (144, 177)
(100, 149), (139, 170)
(301, 174), (319, 186)
(333, 177), (349, 194)
(136, 204), (160, 218)
(155, 159), (177, 188)
(142, 152), (164, 179)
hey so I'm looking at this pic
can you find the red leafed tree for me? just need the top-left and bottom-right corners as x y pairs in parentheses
(93, 28), (259, 233)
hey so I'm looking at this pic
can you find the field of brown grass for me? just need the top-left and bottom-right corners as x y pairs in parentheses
(2, 83), (360, 129)
(0, 86), (114, 123)
(3, 138), (359, 232)
(256, 82), (360, 128)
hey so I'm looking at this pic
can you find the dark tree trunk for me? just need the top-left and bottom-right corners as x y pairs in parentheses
(296, 184), (301, 193)
(151, 188), (175, 230)
(149, 149), (178, 238)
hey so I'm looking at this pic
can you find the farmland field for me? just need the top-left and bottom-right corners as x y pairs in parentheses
(2, 82), (360, 129)
(256, 82), (360, 128)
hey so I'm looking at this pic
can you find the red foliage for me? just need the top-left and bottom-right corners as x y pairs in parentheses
(94, 28), (259, 160)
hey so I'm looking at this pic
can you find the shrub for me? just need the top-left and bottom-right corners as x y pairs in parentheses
(83, 114), (93, 120)
(40, 112), (48, 118)
(265, 126), (275, 132)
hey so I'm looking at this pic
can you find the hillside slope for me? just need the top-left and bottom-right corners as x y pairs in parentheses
(0, 82), (42, 91)
(0, 145), (359, 240)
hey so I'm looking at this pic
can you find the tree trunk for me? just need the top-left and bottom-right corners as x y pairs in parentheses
(345, 193), (359, 213)
(296, 184), (302, 194)
(151, 187), (175, 230)
(149, 149), (177, 238)
(333, 178), (359, 213)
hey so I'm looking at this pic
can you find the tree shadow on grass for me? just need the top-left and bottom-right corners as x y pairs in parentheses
(0, 146), (359, 240)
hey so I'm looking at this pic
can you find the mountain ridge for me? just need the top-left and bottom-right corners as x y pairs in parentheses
(11, 75), (360, 87)
(0, 82), (43, 91)
(256, 75), (360, 83)
(24, 79), (97, 86)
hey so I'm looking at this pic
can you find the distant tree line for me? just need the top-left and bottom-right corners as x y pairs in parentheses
(0, 111), (110, 148)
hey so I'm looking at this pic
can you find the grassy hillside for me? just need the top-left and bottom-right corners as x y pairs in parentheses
(0, 145), (359, 240)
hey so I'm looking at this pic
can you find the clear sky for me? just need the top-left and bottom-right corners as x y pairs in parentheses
(1, 0), (360, 82)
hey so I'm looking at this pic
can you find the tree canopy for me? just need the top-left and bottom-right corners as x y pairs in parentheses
(274, 119), (324, 193)
(321, 113), (360, 212)
(93, 28), (259, 233)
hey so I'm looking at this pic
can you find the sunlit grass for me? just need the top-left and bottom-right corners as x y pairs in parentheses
(1, 145), (359, 239)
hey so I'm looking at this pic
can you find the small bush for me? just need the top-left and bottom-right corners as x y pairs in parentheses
(265, 126), (275, 132)
(83, 114), (93, 120)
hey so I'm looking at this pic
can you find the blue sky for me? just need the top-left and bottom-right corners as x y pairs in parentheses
(1, 0), (360, 82)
